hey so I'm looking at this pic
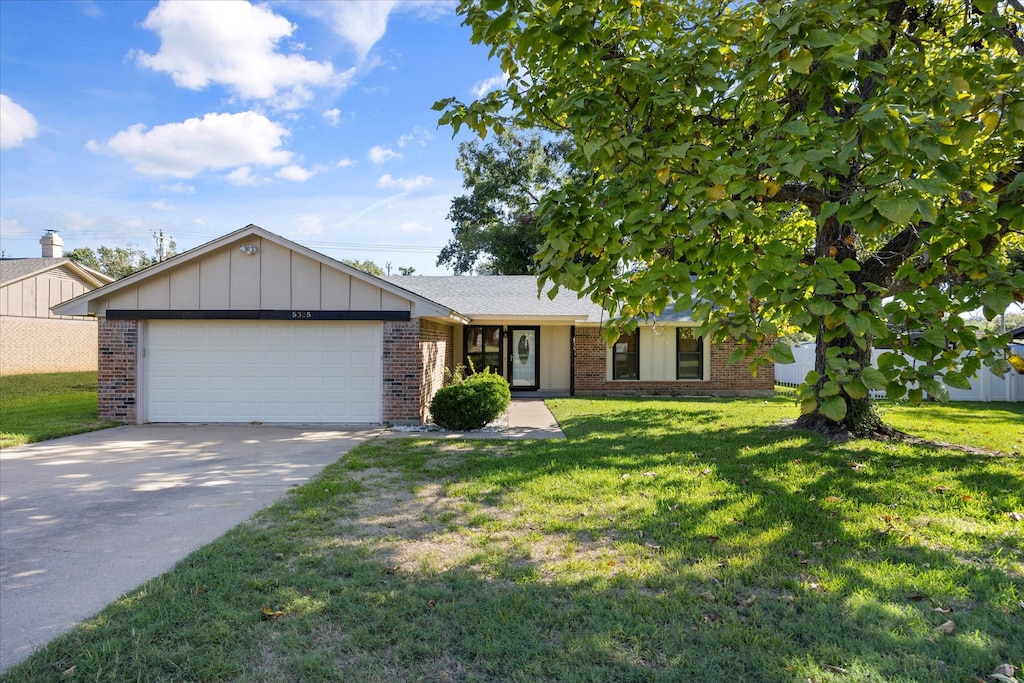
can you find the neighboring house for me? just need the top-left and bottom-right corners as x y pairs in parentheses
(53, 225), (773, 424)
(0, 231), (114, 376)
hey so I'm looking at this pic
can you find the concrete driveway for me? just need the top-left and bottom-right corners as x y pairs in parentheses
(0, 424), (381, 672)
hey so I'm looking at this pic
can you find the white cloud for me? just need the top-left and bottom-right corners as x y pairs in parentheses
(0, 216), (28, 238)
(397, 126), (433, 148)
(294, 214), (325, 235)
(472, 73), (508, 98)
(299, 1), (396, 61)
(78, 1), (102, 18)
(134, 0), (348, 109)
(225, 166), (265, 186)
(368, 145), (402, 164)
(54, 211), (99, 232)
(161, 182), (195, 194)
(276, 164), (314, 182)
(0, 94), (39, 149)
(151, 199), (173, 211)
(90, 112), (292, 178)
(323, 108), (341, 126)
(336, 157), (356, 168)
(377, 174), (432, 192)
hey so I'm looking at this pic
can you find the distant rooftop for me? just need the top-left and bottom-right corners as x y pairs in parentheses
(0, 257), (69, 284)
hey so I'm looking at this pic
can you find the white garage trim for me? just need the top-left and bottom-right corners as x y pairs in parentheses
(144, 320), (382, 423)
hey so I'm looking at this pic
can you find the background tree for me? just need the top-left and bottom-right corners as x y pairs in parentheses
(342, 259), (387, 276)
(438, 130), (574, 274)
(438, 0), (1024, 435)
(66, 234), (178, 280)
(66, 243), (161, 279)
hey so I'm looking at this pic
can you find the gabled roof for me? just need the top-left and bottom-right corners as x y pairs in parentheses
(0, 257), (113, 289)
(51, 225), (464, 321)
(383, 275), (609, 323)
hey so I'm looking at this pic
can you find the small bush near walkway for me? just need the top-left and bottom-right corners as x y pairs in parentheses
(430, 369), (511, 430)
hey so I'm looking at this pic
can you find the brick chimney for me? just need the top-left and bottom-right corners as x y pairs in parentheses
(40, 230), (64, 258)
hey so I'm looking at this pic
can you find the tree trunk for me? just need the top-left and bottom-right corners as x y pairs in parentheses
(794, 324), (894, 438)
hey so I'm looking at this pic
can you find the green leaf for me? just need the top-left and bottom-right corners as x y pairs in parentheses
(876, 197), (918, 224)
(922, 326), (946, 348)
(807, 299), (837, 316)
(861, 366), (888, 391)
(790, 50), (813, 74)
(782, 120), (811, 136)
(800, 398), (818, 415)
(843, 378), (868, 400)
(819, 396), (847, 422)
(943, 371), (972, 390)
(769, 341), (795, 364)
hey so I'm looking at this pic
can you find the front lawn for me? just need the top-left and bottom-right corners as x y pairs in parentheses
(0, 372), (119, 448)
(2, 397), (1021, 682)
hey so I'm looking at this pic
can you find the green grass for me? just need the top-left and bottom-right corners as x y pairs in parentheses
(0, 372), (119, 448)
(880, 400), (1024, 455)
(2, 397), (1021, 682)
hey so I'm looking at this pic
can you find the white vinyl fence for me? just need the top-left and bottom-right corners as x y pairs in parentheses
(775, 343), (1023, 403)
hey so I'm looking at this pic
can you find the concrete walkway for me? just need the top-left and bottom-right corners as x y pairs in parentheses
(506, 398), (566, 439)
(384, 398), (566, 440)
(0, 425), (380, 672)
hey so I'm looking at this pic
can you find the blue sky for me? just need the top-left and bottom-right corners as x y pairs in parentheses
(0, 0), (503, 274)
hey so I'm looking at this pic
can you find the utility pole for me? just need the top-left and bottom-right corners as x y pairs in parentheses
(153, 229), (172, 262)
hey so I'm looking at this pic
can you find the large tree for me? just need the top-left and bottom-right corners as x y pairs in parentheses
(437, 0), (1024, 435)
(66, 242), (174, 280)
(438, 130), (574, 274)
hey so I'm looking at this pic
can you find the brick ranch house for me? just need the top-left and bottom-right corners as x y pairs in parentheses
(53, 225), (773, 424)
(1, 231), (114, 376)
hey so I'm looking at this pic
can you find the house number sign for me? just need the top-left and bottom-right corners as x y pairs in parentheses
(291, 311), (313, 319)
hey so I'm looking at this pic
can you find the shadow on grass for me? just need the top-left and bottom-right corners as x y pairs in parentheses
(3, 397), (1021, 682)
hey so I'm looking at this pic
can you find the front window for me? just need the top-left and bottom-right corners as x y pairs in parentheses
(465, 325), (502, 374)
(677, 329), (703, 380)
(613, 331), (639, 380)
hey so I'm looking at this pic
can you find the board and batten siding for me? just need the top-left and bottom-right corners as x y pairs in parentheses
(0, 267), (95, 319)
(93, 238), (412, 314)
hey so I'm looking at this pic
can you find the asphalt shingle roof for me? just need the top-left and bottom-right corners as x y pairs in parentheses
(383, 275), (610, 322)
(0, 258), (70, 284)
(383, 275), (694, 324)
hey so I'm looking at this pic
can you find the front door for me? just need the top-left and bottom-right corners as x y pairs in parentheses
(509, 327), (540, 390)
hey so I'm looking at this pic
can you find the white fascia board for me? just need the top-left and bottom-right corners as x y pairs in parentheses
(467, 314), (593, 323)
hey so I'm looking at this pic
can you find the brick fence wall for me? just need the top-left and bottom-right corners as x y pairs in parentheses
(573, 326), (774, 397)
(0, 316), (99, 375)
(97, 318), (138, 422)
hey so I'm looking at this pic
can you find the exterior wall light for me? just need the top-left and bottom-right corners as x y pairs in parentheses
(239, 245), (258, 255)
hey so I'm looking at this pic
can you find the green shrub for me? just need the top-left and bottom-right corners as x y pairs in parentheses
(430, 370), (511, 430)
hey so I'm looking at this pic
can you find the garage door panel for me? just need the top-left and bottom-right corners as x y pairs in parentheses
(145, 321), (382, 423)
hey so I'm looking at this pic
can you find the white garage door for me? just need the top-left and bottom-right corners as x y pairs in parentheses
(145, 320), (382, 423)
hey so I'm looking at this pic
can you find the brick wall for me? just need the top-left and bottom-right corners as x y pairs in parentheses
(419, 320), (453, 423)
(0, 316), (99, 375)
(97, 318), (138, 422)
(573, 326), (774, 397)
(382, 320), (421, 423)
